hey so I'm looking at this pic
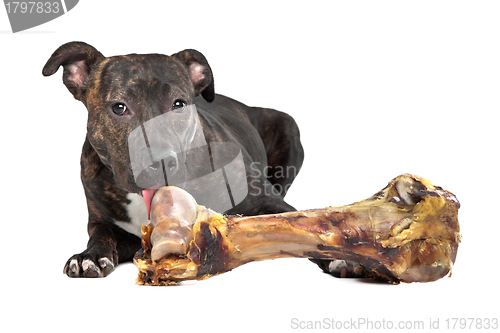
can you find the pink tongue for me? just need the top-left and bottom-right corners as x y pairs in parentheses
(142, 188), (158, 220)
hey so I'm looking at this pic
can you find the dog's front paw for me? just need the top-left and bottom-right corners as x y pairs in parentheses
(64, 251), (118, 278)
(310, 259), (366, 279)
(325, 260), (365, 278)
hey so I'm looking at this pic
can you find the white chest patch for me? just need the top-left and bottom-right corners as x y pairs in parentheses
(113, 193), (150, 238)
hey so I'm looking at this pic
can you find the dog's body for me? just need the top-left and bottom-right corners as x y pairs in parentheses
(43, 42), (304, 277)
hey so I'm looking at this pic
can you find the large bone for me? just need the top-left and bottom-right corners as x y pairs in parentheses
(134, 174), (461, 285)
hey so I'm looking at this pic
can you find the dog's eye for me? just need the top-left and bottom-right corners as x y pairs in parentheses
(111, 103), (128, 116)
(172, 100), (186, 112)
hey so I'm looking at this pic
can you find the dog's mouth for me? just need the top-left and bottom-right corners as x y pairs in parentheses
(142, 187), (161, 220)
(138, 142), (250, 220)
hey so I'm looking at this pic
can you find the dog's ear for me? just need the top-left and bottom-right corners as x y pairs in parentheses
(173, 49), (215, 102)
(42, 42), (104, 102)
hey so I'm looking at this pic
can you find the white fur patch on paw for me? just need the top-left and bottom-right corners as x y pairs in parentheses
(328, 260), (347, 272)
(82, 259), (101, 276)
(98, 257), (114, 269)
(69, 259), (80, 274)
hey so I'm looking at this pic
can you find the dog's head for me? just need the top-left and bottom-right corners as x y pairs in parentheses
(43, 42), (215, 194)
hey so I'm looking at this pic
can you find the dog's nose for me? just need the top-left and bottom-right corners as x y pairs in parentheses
(148, 155), (178, 173)
(149, 161), (161, 171)
(164, 154), (178, 172)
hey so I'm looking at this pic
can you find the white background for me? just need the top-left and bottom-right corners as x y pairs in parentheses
(1, 1), (499, 332)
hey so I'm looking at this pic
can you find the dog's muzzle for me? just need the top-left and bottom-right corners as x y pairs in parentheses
(128, 105), (248, 218)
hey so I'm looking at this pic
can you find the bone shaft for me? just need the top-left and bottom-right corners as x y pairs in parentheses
(205, 206), (388, 273)
(229, 210), (346, 261)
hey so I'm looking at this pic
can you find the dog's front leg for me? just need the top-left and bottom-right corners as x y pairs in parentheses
(64, 223), (119, 278)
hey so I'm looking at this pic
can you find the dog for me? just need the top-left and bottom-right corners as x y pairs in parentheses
(43, 42), (304, 278)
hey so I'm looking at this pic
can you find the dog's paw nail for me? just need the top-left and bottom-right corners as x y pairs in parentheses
(98, 257), (115, 277)
(65, 259), (80, 277)
(82, 259), (101, 278)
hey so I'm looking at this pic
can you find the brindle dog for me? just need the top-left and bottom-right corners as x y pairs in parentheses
(43, 42), (304, 278)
